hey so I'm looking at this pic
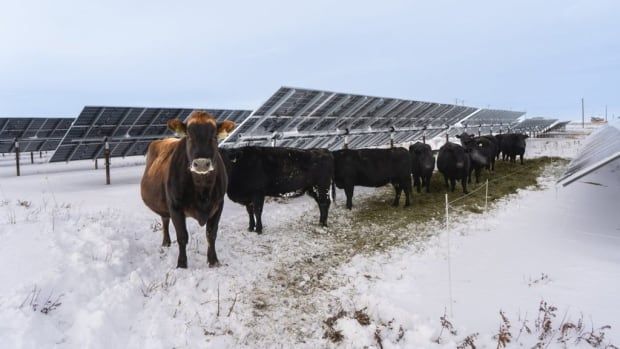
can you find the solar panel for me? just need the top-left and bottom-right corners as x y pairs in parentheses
(558, 122), (620, 186)
(0, 117), (74, 153)
(221, 86), (481, 150)
(49, 106), (252, 162)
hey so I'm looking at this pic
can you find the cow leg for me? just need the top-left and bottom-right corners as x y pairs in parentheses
(520, 154), (524, 165)
(403, 178), (412, 207)
(245, 204), (256, 231)
(162, 216), (171, 247)
(450, 178), (456, 192)
(318, 185), (331, 227)
(425, 175), (431, 193)
(206, 201), (224, 267)
(475, 167), (481, 184)
(253, 195), (265, 234)
(461, 177), (469, 194)
(392, 183), (402, 207)
(170, 209), (189, 269)
(413, 175), (421, 193)
(344, 185), (354, 210)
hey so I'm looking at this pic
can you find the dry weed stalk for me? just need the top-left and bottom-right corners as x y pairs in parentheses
(435, 308), (457, 343)
(494, 310), (512, 348)
(457, 333), (479, 349)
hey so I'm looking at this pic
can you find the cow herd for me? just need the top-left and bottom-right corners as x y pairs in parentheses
(140, 111), (529, 268)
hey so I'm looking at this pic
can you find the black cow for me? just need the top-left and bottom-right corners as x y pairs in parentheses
(467, 138), (497, 183)
(332, 148), (412, 209)
(499, 133), (528, 164)
(437, 142), (470, 194)
(409, 142), (435, 193)
(141, 111), (235, 268)
(221, 146), (333, 233)
(457, 132), (499, 169)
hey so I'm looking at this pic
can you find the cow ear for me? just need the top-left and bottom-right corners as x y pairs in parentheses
(456, 134), (461, 138)
(217, 120), (236, 141)
(167, 119), (187, 136)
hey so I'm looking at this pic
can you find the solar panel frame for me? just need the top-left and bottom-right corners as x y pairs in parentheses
(49, 106), (252, 162)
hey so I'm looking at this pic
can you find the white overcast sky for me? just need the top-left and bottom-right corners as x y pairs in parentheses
(1, 0), (618, 120)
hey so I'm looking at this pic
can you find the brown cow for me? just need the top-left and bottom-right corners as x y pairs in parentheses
(141, 110), (235, 268)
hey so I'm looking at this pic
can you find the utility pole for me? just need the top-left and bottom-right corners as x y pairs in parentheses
(581, 98), (585, 128)
(605, 105), (608, 122)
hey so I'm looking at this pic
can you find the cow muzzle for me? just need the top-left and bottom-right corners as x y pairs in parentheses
(190, 158), (214, 175)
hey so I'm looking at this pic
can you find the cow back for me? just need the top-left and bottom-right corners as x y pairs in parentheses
(333, 148), (411, 187)
(222, 147), (334, 203)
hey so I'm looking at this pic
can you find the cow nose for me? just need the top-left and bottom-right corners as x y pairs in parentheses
(191, 158), (213, 174)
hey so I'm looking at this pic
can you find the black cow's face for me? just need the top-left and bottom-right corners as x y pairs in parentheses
(167, 111), (236, 176)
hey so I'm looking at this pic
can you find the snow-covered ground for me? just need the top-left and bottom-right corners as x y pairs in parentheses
(0, 134), (618, 348)
(330, 159), (620, 348)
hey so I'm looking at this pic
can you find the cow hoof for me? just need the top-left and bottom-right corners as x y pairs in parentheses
(208, 261), (221, 268)
(463, 190), (469, 194)
(255, 230), (263, 235)
(162, 241), (171, 247)
(247, 226), (255, 232)
(176, 261), (188, 269)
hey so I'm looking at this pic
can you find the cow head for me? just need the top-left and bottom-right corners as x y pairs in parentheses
(456, 132), (475, 147)
(167, 110), (235, 176)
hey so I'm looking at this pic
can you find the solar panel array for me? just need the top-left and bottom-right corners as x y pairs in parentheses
(222, 86), (480, 150)
(462, 108), (525, 125)
(511, 118), (559, 133)
(0, 117), (74, 153)
(50, 106), (252, 162)
(558, 122), (620, 186)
